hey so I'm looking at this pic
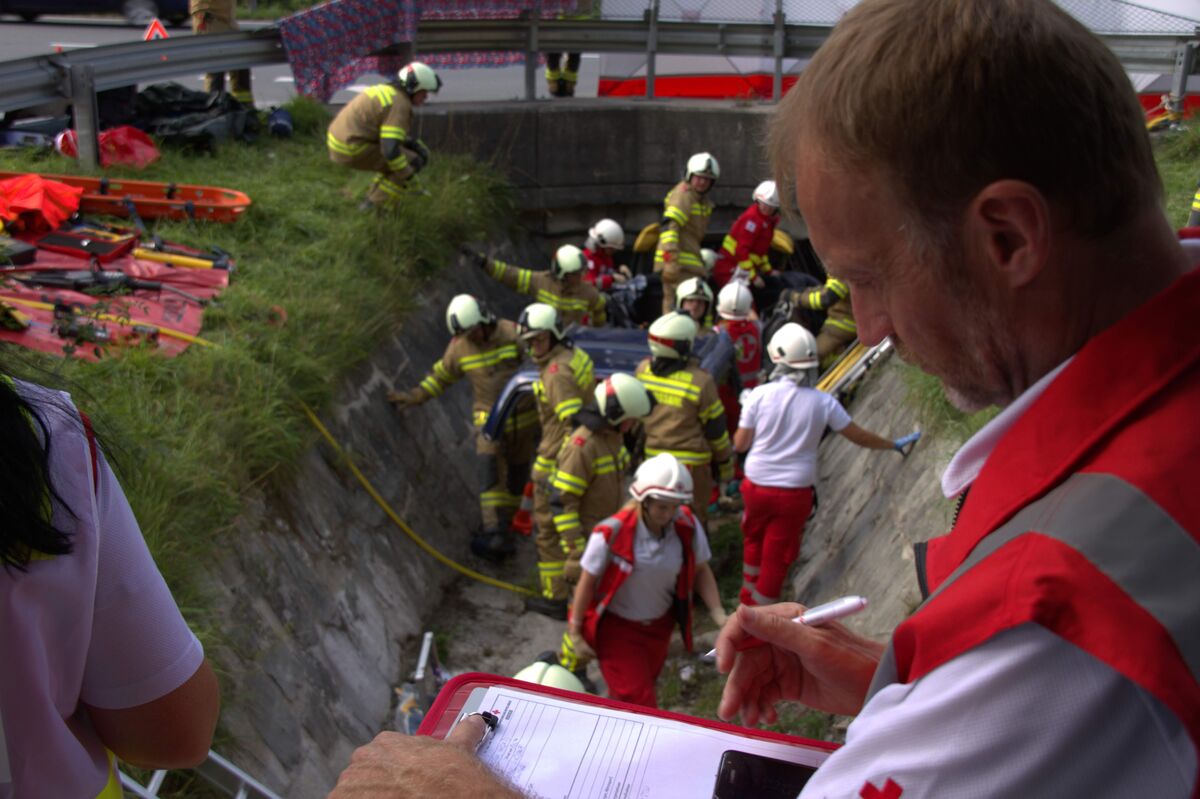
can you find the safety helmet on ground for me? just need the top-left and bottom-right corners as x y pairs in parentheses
(767, 322), (819, 369)
(752, 180), (779, 208)
(630, 453), (693, 503)
(551, 244), (587, 280)
(700, 248), (718, 274)
(588, 219), (625, 250)
(647, 312), (698, 360)
(513, 661), (586, 692)
(675, 277), (714, 309)
(717, 282), (753, 320)
(685, 152), (720, 182)
(397, 62), (442, 95)
(595, 372), (655, 424)
(517, 302), (564, 341)
(445, 294), (495, 335)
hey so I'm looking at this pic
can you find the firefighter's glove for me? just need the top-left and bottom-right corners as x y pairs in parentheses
(893, 431), (921, 457)
(387, 388), (423, 409)
(567, 625), (596, 661)
(732, 268), (752, 286)
(460, 246), (489, 270)
(562, 542), (585, 583)
(409, 152), (427, 174)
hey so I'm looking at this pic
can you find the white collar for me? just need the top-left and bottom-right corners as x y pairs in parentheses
(940, 358), (1073, 498)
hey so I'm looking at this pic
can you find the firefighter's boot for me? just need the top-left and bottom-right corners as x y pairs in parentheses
(470, 526), (516, 562)
(524, 596), (568, 620)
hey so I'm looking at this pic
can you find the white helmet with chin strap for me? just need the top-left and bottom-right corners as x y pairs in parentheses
(595, 372), (655, 424)
(588, 219), (625, 250)
(551, 244), (587, 279)
(517, 302), (564, 340)
(647, 312), (698, 360)
(675, 277), (714, 309)
(397, 62), (442, 95)
(685, 152), (720, 182)
(717, 282), (753, 320)
(752, 180), (779, 208)
(766, 323), (819, 370)
(445, 294), (495, 335)
(630, 453), (693, 503)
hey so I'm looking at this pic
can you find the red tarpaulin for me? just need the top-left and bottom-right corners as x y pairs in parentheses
(0, 175), (82, 235)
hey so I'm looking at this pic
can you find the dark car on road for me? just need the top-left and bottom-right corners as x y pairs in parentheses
(1, 0), (189, 26)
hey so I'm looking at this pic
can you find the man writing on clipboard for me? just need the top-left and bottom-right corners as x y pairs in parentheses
(328, 0), (1199, 796)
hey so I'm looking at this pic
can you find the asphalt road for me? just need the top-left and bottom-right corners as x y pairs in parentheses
(0, 13), (601, 109)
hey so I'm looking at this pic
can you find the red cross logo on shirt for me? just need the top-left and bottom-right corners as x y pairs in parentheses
(860, 778), (904, 799)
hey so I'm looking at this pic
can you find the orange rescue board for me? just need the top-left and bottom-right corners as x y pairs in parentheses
(0, 171), (251, 223)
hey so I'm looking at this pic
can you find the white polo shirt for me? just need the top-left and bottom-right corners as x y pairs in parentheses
(740, 380), (851, 488)
(580, 513), (712, 622)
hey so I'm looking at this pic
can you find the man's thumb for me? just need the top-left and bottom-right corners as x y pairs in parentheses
(741, 606), (804, 646)
(446, 714), (490, 752)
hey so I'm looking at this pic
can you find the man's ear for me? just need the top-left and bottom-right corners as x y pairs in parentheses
(965, 180), (1050, 289)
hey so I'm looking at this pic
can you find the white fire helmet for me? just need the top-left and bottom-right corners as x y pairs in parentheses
(513, 661), (586, 692)
(445, 294), (494, 335)
(588, 219), (625, 250)
(630, 453), (693, 503)
(517, 302), (564, 340)
(767, 323), (819, 370)
(595, 372), (655, 424)
(551, 244), (587, 279)
(700, 248), (718, 274)
(752, 180), (780, 208)
(647, 312), (698, 360)
(675, 277), (714, 309)
(398, 62), (442, 95)
(717, 282), (753, 320)
(685, 152), (720, 182)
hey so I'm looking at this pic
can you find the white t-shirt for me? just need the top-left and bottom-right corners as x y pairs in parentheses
(0, 384), (204, 799)
(580, 512), (712, 622)
(739, 380), (851, 488)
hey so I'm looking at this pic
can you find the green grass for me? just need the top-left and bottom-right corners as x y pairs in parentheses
(0, 96), (514, 650)
(1155, 123), (1200, 228)
(236, 0), (315, 20)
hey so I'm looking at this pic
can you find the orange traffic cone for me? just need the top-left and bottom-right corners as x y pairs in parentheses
(511, 481), (535, 536)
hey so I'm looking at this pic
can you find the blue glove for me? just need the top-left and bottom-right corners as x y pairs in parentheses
(893, 431), (921, 456)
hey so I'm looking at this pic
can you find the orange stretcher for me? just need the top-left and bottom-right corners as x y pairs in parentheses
(0, 172), (251, 223)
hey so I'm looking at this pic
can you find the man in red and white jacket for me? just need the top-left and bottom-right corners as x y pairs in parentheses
(582, 218), (632, 291)
(712, 181), (780, 290)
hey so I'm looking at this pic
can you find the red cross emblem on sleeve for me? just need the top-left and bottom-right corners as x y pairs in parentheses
(860, 778), (904, 799)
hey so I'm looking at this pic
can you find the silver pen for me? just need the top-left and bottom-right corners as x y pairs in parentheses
(703, 595), (869, 660)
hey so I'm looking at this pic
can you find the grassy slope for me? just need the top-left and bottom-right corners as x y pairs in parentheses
(0, 97), (513, 643)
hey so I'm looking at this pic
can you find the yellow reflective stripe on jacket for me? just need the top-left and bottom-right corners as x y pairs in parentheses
(459, 344), (519, 371)
(677, 251), (704, 266)
(593, 448), (631, 476)
(553, 511), (581, 534)
(637, 372), (702, 404)
(554, 397), (583, 421)
(473, 410), (489, 426)
(326, 131), (368, 156)
(828, 278), (849, 298)
(691, 204), (713, 218)
(551, 470), (588, 495)
(708, 430), (732, 451)
(379, 124), (408, 141)
(387, 154), (410, 171)
(492, 261), (534, 294)
(699, 398), (725, 423)
(534, 290), (591, 314)
(373, 176), (407, 199)
(664, 206), (688, 226)
(645, 446), (711, 465)
(433, 361), (455, 383)
(570, 347), (594, 389)
(534, 454), (557, 475)
(366, 84), (397, 107)
(419, 375), (445, 397)
(507, 407), (539, 432)
(826, 316), (858, 333)
(721, 234), (738, 256)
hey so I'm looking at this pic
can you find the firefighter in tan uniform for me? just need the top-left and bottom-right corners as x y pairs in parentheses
(675, 276), (716, 334)
(468, 244), (607, 328)
(545, 372), (655, 688)
(635, 313), (733, 523)
(789, 274), (856, 367)
(190, 0), (253, 105)
(655, 153), (719, 315)
(327, 62), (440, 211)
(387, 294), (536, 561)
(518, 304), (597, 620)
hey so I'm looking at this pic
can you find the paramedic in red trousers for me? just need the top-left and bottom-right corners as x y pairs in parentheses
(582, 219), (632, 291)
(712, 180), (781, 290)
(325, 0), (1200, 794)
(736, 323), (917, 606)
(565, 453), (727, 708)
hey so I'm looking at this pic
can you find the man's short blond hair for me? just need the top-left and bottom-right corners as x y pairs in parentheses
(770, 0), (1161, 243)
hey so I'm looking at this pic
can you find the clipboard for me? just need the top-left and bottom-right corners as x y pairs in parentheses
(419, 672), (839, 753)
(420, 673), (836, 797)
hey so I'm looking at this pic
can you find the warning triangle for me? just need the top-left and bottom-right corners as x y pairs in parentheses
(143, 18), (169, 41)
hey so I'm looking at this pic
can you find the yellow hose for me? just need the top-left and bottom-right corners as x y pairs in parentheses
(0, 295), (215, 347)
(301, 402), (537, 598)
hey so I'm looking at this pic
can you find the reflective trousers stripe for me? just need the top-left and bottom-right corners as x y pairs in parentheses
(868, 471), (1200, 700)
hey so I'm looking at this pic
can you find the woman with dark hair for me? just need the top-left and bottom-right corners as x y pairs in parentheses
(0, 374), (219, 798)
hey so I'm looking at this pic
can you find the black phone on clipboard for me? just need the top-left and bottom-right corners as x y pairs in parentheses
(712, 749), (817, 799)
